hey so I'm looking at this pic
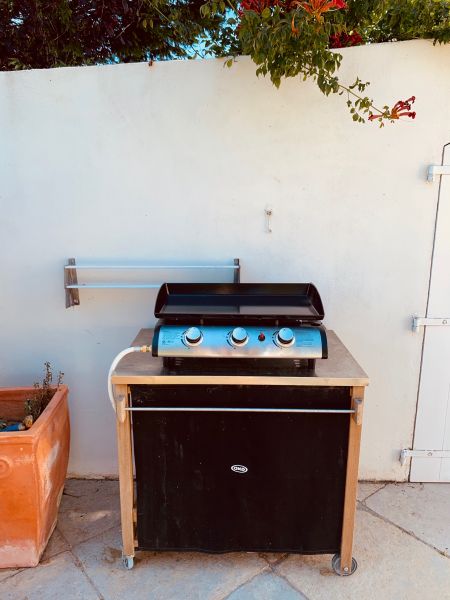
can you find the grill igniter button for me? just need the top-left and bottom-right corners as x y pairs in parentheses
(231, 327), (249, 346)
(277, 327), (295, 346)
(183, 327), (203, 346)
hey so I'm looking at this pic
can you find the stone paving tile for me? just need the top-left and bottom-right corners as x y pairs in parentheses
(41, 528), (70, 561)
(3, 480), (448, 600)
(57, 479), (120, 546)
(225, 571), (307, 600)
(73, 526), (268, 600)
(357, 482), (386, 502)
(1, 552), (100, 600)
(276, 508), (450, 600)
(366, 483), (450, 556)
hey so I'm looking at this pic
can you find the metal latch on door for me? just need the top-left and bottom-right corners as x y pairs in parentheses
(400, 449), (450, 466)
(427, 165), (450, 182)
(412, 316), (450, 333)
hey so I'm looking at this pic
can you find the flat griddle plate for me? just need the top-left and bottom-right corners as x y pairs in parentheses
(154, 283), (324, 322)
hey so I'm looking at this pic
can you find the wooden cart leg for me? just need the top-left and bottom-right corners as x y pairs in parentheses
(115, 384), (135, 569)
(335, 385), (365, 576)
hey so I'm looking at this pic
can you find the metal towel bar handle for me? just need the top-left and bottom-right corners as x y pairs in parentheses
(125, 407), (354, 414)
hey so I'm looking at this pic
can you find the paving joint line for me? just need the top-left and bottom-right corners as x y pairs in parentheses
(357, 502), (450, 559)
(0, 568), (26, 584)
(0, 523), (80, 584)
(1, 520), (121, 585)
(57, 525), (107, 600)
(60, 520), (121, 551)
(360, 482), (389, 502)
(220, 563), (271, 600)
(269, 560), (312, 600)
(38, 525), (73, 562)
(0, 549), (106, 599)
(259, 552), (290, 568)
(0, 524), (75, 584)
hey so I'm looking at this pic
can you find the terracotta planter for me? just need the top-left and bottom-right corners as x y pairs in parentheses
(0, 385), (70, 568)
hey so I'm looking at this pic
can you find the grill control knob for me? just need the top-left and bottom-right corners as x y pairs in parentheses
(183, 327), (202, 346)
(277, 327), (295, 346)
(231, 327), (248, 346)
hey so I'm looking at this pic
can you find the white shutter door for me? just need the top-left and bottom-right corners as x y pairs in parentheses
(411, 144), (450, 482)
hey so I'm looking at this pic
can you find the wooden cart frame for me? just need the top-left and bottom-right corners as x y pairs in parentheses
(112, 329), (368, 574)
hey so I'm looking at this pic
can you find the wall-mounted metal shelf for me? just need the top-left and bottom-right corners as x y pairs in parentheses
(64, 258), (240, 308)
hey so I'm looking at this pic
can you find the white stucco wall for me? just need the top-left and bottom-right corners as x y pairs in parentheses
(1, 40), (449, 480)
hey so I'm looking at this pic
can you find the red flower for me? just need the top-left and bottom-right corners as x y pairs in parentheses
(329, 31), (363, 48)
(298, 0), (347, 21)
(369, 96), (416, 121)
(240, 0), (347, 17)
(239, 0), (347, 19)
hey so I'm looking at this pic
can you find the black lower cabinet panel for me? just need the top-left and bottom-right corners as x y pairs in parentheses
(131, 385), (350, 554)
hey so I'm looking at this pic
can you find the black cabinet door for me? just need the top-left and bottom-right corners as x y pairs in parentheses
(131, 385), (350, 554)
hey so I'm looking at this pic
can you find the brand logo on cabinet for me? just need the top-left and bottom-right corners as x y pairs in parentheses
(231, 464), (248, 474)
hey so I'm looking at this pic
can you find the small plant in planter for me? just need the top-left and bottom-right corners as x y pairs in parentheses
(0, 363), (64, 432)
(25, 363), (64, 427)
(0, 364), (70, 568)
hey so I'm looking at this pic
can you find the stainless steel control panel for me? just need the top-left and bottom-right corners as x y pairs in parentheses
(153, 325), (326, 359)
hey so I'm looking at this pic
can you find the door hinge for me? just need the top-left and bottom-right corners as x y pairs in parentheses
(400, 449), (450, 466)
(427, 165), (450, 182)
(412, 316), (450, 333)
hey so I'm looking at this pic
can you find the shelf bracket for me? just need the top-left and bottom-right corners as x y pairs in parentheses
(352, 398), (363, 425)
(65, 258), (80, 308)
(234, 258), (240, 283)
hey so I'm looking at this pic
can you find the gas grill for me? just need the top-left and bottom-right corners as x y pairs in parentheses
(152, 283), (328, 373)
(110, 281), (368, 576)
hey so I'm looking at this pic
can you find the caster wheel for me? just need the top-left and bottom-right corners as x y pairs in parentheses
(122, 555), (134, 570)
(331, 554), (357, 576)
